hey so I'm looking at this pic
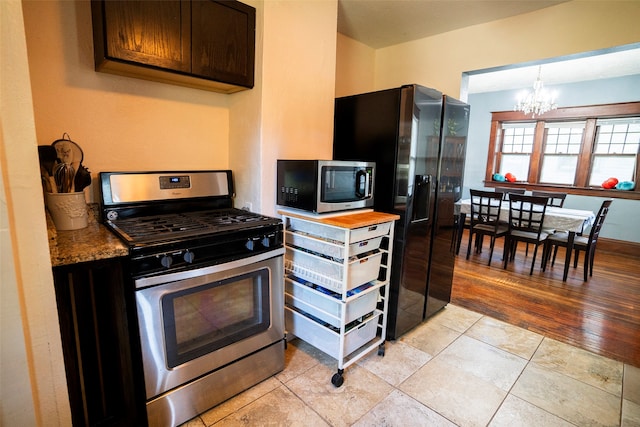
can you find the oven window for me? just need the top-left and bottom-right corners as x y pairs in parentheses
(162, 269), (270, 368)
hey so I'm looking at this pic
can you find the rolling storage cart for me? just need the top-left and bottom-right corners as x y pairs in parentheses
(278, 209), (399, 387)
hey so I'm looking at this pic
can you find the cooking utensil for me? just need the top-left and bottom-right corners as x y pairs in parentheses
(52, 134), (83, 192)
(54, 161), (75, 193)
(38, 145), (58, 174)
(51, 134), (83, 165)
(73, 165), (92, 192)
(38, 145), (59, 193)
(40, 166), (53, 193)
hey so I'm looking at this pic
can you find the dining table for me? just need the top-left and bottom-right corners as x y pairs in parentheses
(457, 199), (596, 281)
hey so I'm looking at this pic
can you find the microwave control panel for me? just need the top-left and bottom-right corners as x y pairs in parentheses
(281, 186), (299, 203)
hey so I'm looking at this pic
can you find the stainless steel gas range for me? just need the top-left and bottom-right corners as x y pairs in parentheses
(99, 170), (285, 427)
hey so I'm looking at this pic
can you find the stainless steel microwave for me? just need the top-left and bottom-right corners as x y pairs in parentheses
(276, 160), (375, 213)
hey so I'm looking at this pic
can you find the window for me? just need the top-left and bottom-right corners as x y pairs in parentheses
(590, 118), (640, 186)
(498, 123), (534, 180)
(540, 122), (585, 185)
(485, 102), (640, 199)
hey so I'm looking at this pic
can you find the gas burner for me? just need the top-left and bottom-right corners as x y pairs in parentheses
(108, 208), (280, 245)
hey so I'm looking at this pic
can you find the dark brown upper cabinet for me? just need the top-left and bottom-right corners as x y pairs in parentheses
(91, 0), (256, 94)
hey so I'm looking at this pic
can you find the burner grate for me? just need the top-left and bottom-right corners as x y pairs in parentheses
(108, 208), (278, 244)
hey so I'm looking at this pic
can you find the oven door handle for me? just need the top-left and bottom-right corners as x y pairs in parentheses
(135, 248), (285, 290)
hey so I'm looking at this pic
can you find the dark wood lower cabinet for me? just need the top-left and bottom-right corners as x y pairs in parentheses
(53, 258), (147, 427)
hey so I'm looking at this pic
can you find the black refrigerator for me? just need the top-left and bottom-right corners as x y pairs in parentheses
(333, 84), (469, 340)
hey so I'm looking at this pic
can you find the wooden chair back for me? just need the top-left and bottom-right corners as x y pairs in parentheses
(495, 187), (525, 200)
(507, 194), (549, 236)
(585, 199), (613, 246)
(468, 189), (508, 266)
(470, 189), (504, 228)
(531, 191), (567, 207)
(543, 199), (613, 281)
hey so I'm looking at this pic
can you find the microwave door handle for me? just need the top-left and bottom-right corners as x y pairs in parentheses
(326, 169), (334, 189)
(355, 169), (368, 199)
(365, 171), (371, 198)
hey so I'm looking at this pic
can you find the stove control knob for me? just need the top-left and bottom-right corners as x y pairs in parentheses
(245, 238), (258, 251)
(160, 254), (173, 268)
(183, 250), (195, 263)
(261, 236), (271, 248)
(106, 210), (118, 221)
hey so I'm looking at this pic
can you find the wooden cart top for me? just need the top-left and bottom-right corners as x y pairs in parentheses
(277, 209), (400, 229)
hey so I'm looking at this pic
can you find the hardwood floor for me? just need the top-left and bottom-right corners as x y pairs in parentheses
(451, 229), (640, 368)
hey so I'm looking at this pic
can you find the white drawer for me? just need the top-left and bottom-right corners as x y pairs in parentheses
(287, 218), (392, 244)
(285, 279), (378, 328)
(349, 222), (392, 243)
(285, 248), (382, 293)
(285, 232), (383, 260)
(285, 307), (380, 358)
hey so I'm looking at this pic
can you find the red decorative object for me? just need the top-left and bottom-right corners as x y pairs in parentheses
(505, 173), (516, 182)
(602, 177), (619, 189)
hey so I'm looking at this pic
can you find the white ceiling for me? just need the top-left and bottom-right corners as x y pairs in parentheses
(337, 0), (640, 94)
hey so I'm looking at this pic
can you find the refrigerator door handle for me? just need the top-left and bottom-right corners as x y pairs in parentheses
(411, 174), (432, 223)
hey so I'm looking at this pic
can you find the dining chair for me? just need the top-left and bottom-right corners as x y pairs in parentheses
(466, 189), (508, 266)
(531, 190), (567, 207)
(503, 194), (550, 275)
(495, 187), (526, 200)
(494, 187), (526, 250)
(452, 213), (466, 254)
(524, 191), (568, 255)
(542, 199), (613, 281)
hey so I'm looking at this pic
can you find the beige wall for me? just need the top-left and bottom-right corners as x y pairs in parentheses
(1, 1), (71, 425)
(254, 0), (338, 215)
(23, 0), (231, 195)
(335, 33), (375, 98)
(336, 1), (640, 99)
(19, 0), (338, 215)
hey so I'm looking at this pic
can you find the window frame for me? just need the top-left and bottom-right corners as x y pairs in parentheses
(485, 102), (640, 200)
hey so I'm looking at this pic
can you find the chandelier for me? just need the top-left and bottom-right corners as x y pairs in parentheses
(514, 66), (557, 118)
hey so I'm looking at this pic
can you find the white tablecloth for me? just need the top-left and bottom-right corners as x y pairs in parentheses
(458, 200), (595, 233)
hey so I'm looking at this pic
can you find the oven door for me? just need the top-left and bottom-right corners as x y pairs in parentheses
(135, 249), (284, 399)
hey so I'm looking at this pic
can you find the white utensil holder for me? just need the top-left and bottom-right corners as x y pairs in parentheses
(46, 191), (88, 230)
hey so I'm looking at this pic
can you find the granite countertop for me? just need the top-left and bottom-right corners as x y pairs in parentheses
(48, 203), (129, 267)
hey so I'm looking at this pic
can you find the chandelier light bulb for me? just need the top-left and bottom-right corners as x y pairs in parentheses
(514, 66), (558, 118)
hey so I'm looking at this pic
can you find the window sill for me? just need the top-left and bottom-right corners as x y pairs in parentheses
(484, 183), (640, 201)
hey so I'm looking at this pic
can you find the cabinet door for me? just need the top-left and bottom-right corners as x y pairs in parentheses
(191, 0), (255, 87)
(103, 0), (191, 72)
(53, 258), (146, 427)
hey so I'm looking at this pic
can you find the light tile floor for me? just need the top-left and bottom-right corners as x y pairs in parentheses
(183, 304), (640, 427)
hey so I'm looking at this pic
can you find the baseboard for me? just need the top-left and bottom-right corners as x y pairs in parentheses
(597, 237), (640, 257)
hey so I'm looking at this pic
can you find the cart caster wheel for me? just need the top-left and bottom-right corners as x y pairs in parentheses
(378, 345), (385, 356)
(331, 373), (344, 387)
